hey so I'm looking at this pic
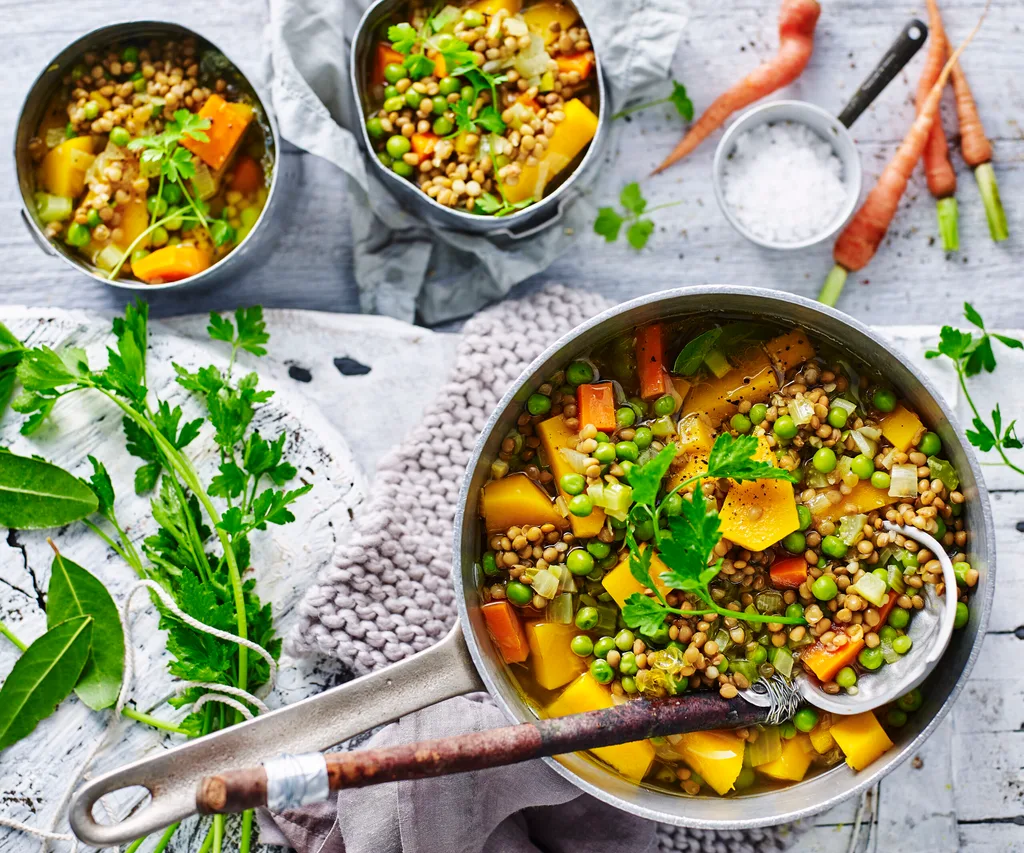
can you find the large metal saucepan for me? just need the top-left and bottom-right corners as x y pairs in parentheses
(70, 287), (994, 845)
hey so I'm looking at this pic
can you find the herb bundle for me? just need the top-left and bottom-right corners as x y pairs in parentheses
(594, 183), (681, 250)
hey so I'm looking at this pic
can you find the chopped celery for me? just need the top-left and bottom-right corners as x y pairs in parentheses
(837, 513), (868, 546)
(651, 415), (675, 437)
(880, 634), (901, 665)
(772, 646), (794, 679)
(34, 192), (73, 224)
(44, 127), (66, 148)
(548, 592), (573, 624)
(850, 429), (878, 458)
(94, 243), (124, 272)
(803, 462), (829, 489)
(703, 348), (731, 379)
(748, 726), (783, 767)
(790, 397), (816, 426)
(836, 454), (854, 483)
(755, 590), (783, 614)
(730, 659), (759, 686)
(889, 463), (919, 498)
(532, 569), (559, 599)
(830, 397), (857, 416)
(927, 457), (960, 491)
(848, 571), (888, 607)
(430, 4), (461, 32)
(858, 426), (882, 441)
(806, 492), (832, 516)
(886, 564), (906, 594)
(587, 481), (633, 515)
(558, 447), (589, 474)
(594, 604), (618, 635)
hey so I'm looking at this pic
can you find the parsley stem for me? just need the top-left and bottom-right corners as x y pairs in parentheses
(151, 821), (181, 853)
(107, 209), (201, 281)
(125, 837), (146, 853)
(213, 813), (225, 853)
(0, 620), (27, 652)
(151, 172), (165, 230)
(611, 96), (672, 120)
(645, 201), (684, 214)
(197, 823), (216, 853)
(121, 707), (190, 736)
(83, 519), (146, 579)
(240, 810), (254, 853)
(956, 363), (1024, 476)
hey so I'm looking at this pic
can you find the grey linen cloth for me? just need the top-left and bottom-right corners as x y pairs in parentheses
(261, 286), (801, 853)
(265, 1), (688, 324)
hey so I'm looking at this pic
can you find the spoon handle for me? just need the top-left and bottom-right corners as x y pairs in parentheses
(196, 693), (769, 815)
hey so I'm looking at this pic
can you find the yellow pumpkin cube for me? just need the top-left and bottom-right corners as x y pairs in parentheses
(818, 480), (898, 523)
(880, 404), (925, 453)
(481, 473), (567, 533)
(522, 2), (579, 44)
(536, 415), (606, 538)
(757, 733), (814, 782)
(682, 349), (779, 425)
(602, 547), (671, 609)
(467, 0), (523, 15)
(41, 136), (95, 199)
(673, 730), (746, 795)
(547, 674), (655, 781)
(765, 330), (816, 373)
(114, 196), (151, 251)
(718, 437), (799, 551)
(830, 711), (894, 771)
(526, 622), (585, 690)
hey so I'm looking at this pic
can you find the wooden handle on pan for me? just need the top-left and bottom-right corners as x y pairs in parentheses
(197, 692), (768, 815)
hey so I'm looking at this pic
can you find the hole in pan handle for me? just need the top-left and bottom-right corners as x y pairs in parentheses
(837, 19), (929, 129)
(68, 624), (483, 847)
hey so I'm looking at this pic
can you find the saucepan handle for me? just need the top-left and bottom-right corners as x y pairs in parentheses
(68, 624), (483, 848)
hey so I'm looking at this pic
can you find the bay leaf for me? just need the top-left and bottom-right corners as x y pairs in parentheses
(0, 615), (93, 751)
(0, 452), (98, 529)
(47, 553), (124, 710)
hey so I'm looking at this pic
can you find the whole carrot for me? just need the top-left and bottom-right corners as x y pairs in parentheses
(818, 8), (988, 307)
(950, 51), (1008, 241)
(652, 0), (820, 174)
(916, 0), (959, 252)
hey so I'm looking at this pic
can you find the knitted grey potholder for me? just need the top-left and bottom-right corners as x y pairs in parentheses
(291, 285), (799, 852)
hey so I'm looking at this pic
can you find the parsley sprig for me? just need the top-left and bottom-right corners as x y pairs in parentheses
(594, 182), (681, 250)
(475, 186), (534, 217)
(611, 80), (694, 121)
(926, 302), (1024, 474)
(621, 434), (805, 634)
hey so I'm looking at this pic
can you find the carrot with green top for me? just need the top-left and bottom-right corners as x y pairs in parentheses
(917, 0), (959, 252)
(818, 7), (987, 307)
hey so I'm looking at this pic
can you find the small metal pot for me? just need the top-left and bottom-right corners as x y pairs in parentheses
(349, 0), (609, 237)
(69, 287), (994, 844)
(14, 21), (281, 292)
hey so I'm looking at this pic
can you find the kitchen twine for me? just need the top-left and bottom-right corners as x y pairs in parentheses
(2, 578), (278, 851)
(292, 285), (803, 853)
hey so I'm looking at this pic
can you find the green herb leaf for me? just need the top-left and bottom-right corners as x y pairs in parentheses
(86, 455), (115, 518)
(994, 334), (1024, 350)
(594, 207), (624, 242)
(966, 417), (996, 451)
(233, 307), (270, 357)
(134, 461), (161, 494)
(46, 552), (124, 710)
(209, 461), (247, 499)
(621, 592), (670, 637)
(0, 615), (93, 750)
(0, 452), (98, 529)
(629, 443), (678, 508)
(388, 22), (420, 54)
(673, 329), (723, 375)
(705, 433), (798, 482)
(669, 80), (694, 120)
(619, 182), (646, 216)
(964, 302), (985, 329)
(626, 219), (654, 250)
(657, 487), (720, 600)
(403, 52), (436, 80)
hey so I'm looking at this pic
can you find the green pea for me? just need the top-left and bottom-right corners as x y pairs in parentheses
(615, 441), (639, 462)
(716, 658), (729, 673)
(147, 196), (168, 217)
(240, 207), (260, 229)
(590, 658), (614, 683)
(434, 34), (456, 51)
(432, 94), (449, 114)
(567, 549), (595, 576)
(892, 635), (913, 655)
(619, 460), (635, 481)
(782, 531), (806, 554)
(526, 393), (551, 416)
(828, 406), (849, 428)
(836, 666), (857, 689)
(70, 64), (87, 81)
(662, 493), (683, 517)
(619, 651), (638, 676)
(888, 607), (910, 629)
(934, 516), (946, 540)
(482, 552), (499, 576)
(403, 89), (423, 109)
(460, 84), (476, 102)
(653, 395), (676, 416)
(873, 388), (897, 413)
(586, 542), (610, 561)
(954, 601), (969, 629)
(918, 431), (941, 456)
(566, 361), (594, 385)
(897, 688), (923, 713)
(887, 708), (908, 727)
(121, 46), (139, 63)
(615, 629), (635, 651)
(620, 675), (637, 693)
(615, 406), (636, 428)
(879, 625), (898, 644)
(858, 646), (884, 671)
(462, 8), (485, 26)
(953, 561), (970, 586)
(377, 151), (393, 168)
(821, 535), (848, 559)
(109, 126), (131, 147)
(133, 77), (146, 93)
(749, 403), (768, 425)
(65, 221), (91, 248)
(84, 100), (100, 120)
(794, 706), (819, 733)
(730, 413), (752, 434)
(749, 645), (768, 665)
(150, 226), (169, 247)
(383, 84), (401, 100)
(734, 766), (756, 790)
(797, 505), (813, 531)
(569, 494), (593, 517)
(594, 636), (617, 659)
(594, 432), (610, 443)
(432, 116), (453, 136)
(873, 567), (891, 585)
(811, 574), (839, 601)
(633, 426), (653, 450)
(608, 515), (627, 530)
(163, 208), (184, 231)
(392, 160), (415, 178)
(850, 454), (874, 480)
(871, 470), (891, 491)
(785, 602), (804, 621)
(593, 442), (616, 464)
(571, 634), (594, 657)
(506, 581), (533, 606)
(634, 518), (655, 542)
(130, 248), (149, 266)
(779, 721), (797, 740)
(383, 96), (407, 113)
(386, 135), (412, 158)
(773, 415), (798, 440)
(437, 76), (460, 96)
(813, 447), (837, 473)
(560, 473), (585, 496)
(575, 606), (599, 630)
(383, 62), (406, 84)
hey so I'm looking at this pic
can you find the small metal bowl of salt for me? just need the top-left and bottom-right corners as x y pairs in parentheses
(712, 100), (862, 250)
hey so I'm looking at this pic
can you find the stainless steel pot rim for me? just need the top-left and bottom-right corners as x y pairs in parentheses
(454, 284), (995, 829)
(13, 19), (281, 292)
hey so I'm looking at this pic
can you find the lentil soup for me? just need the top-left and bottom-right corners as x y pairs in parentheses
(476, 317), (977, 796)
(26, 35), (273, 284)
(361, 0), (599, 216)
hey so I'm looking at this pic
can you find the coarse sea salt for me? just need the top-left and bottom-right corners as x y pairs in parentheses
(721, 121), (849, 245)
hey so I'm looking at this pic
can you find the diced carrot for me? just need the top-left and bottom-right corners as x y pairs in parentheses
(429, 50), (447, 79)
(229, 155), (263, 194)
(411, 131), (439, 162)
(875, 592), (897, 627)
(374, 42), (405, 86)
(636, 324), (668, 400)
(769, 557), (808, 590)
(555, 53), (592, 80)
(576, 383), (616, 431)
(131, 245), (211, 284)
(482, 600), (529, 664)
(516, 92), (540, 111)
(182, 94), (254, 171)
(801, 638), (864, 683)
